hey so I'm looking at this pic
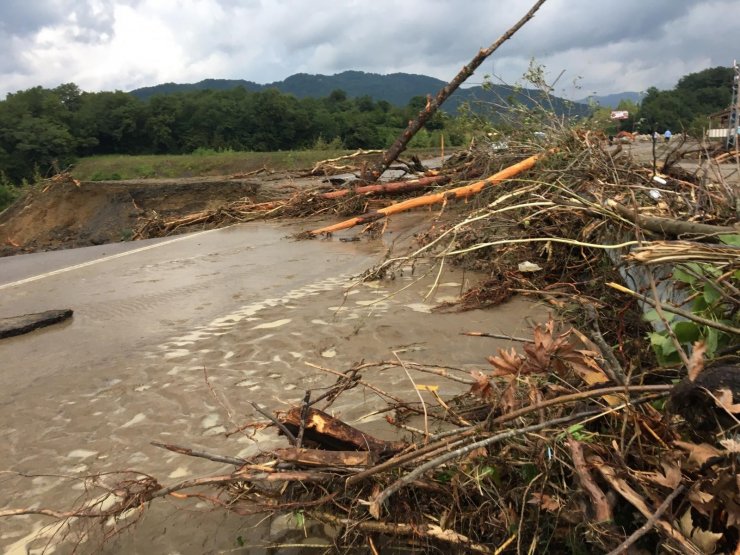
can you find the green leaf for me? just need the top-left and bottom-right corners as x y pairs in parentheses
(645, 309), (674, 323)
(705, 327), (719, 356)
(703, 284), (721, 305)
(649, 332), (666, 347)
(673, 267), (696, 285)
(719, 234), (740, 247)
(693, 296), (709, 313)
(673, 321), (701, 344)
(661, 339), (677, 357)
(435, 469), (454, 483)
(292, 511), (305, 528)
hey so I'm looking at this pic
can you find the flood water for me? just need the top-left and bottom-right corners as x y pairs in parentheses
(0, 216), (543, 554)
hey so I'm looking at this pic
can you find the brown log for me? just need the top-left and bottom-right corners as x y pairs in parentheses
(279, 407), (405, 455)
(607, 200), (737, 237)
(363, 0), (547, 180)
(320, 175), (449, 200)
(273, 447), (375, 467)
(311, 151), (548, 235)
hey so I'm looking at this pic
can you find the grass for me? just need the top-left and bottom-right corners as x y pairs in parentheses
(71, 148), (448, 181)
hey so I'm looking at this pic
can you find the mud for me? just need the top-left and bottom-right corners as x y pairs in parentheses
(0, 218), (544, 554)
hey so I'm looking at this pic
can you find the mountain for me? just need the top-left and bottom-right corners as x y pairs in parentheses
(129, 71), (589, 117)
(577, 91), (645, 108)
(131, 78), (262, 100)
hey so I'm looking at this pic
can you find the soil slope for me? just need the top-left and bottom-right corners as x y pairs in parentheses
(0, 173), (304, 256)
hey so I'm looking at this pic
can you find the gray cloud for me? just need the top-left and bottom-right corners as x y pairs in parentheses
(1, 0), (738, 98)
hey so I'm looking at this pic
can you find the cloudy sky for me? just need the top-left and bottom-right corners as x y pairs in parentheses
(0, 0), (737, 100)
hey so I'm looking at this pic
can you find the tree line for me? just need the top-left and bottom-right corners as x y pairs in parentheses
(590, 66), (734, 136)
(0, 65), (734, 209)
(0, 84), (452, 187)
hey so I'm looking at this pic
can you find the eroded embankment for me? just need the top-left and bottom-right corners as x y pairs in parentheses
(0, 173), (305, 256)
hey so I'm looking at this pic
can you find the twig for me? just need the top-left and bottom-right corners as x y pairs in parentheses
(305, 362), (407, 405)
(567, 438), (612, 522)
(313, 511), (496, 554)
(593, 459), (701, 555)
(150, 442), (246, 467)
(249, 401), (297, 445)
(394, 350), (429, 440)
(583, 305), (627, 385)
(607, 282), (740, 336)
(461, 330), (535, 343)
(606, 484), (686, 555)
(368, 408), (604, 518)
(347, 386), (669, 487)
(491, 386), (671, 426)
(446, 237), (640, 256)
(296, 390), (311, 448)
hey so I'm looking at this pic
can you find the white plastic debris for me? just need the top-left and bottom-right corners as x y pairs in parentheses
(648, 189), (662, 200)
(518, 261), (543, 273)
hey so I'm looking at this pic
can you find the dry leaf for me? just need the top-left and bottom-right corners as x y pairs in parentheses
(714, 388), (740, 414)
(674, 441), (723, 468)
(687, 485), (716, 516)
(500, 380), (519, 413)
(720, 438), (740, 453)
(687, 340), (706, 382)
(565, 350), (610, 386)
(469, 371), (494, 400)
(642, 461), (682, 489)
(488, 348), (524, 377)
(466, 447), (488, 460)
(528, 492), (562, 512)
(677, 509), (723, 553)
(727, 496), (740, 529)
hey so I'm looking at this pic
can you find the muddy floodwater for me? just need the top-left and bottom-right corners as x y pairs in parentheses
(0, 216), (543, 554)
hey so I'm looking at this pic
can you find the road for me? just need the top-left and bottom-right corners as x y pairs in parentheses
(0, 218), (542, 553)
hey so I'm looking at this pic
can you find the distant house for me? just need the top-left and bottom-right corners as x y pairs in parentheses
(707, 108), (738, 139)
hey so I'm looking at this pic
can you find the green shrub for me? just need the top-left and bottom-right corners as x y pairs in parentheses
(0, 173), (19, 212)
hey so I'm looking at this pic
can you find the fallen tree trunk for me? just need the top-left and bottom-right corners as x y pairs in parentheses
(320, 175), (449, 200)
(362, 0), (548, 180)
(310, 151), (548, 235)
(0, 309), (73, 339)
(607, 200), (737, 238)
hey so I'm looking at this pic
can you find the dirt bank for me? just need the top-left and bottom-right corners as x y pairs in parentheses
(0, 172), (310, 257)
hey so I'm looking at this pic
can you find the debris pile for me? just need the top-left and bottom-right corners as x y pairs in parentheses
(3, 121), (738, 554)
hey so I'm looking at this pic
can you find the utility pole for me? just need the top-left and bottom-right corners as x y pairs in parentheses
(726, 60), (739, 150)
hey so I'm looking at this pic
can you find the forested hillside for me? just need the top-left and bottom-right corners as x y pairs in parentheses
(130, 70), (588, 117)
(638, 66), (734, 132)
